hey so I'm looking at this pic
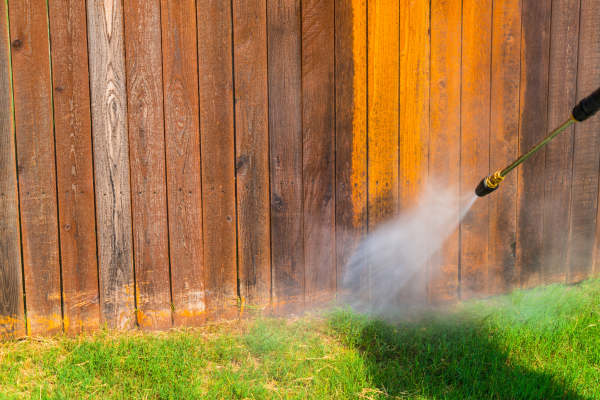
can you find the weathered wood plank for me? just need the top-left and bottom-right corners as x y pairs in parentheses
(0, 0), (24, 339)
(232, 0), (271, 313)
(160, 0), (205, 327)
(302, 0), (336, 310)
(268, 0), (304, 316)
(48, 0), (100, 334)
(197, 0), (238, 320)
(516, 0), (552, 289)
(87, 0), (135, 329)
(8, 0), (62, 335)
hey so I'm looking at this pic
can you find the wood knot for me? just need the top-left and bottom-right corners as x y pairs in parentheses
(272, 195), (285, 212)
(64, 224), (71, 231)
(12, 39), (22, 49)
(226, 215), (232, 222)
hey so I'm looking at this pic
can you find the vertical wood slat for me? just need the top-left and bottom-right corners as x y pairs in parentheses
(160, 0), (205, 327)
(198, 0), (238, 320)
(123, 0), (172, 331)
(335, 0), (367, 304)
(459, 0), (492, 300)
(367, 0), (399, 309)
(516, 0), (552, 289)
(428, 0), (461, 304)
(8, 0), (62, 336)
(0, 0), (25, 339)
(48, 0), (100, 334)
(542, 0), (581, 285)
(302, 0), (336, 310)
(576, 0), (600, 281)
(232, 0), (271, 313)
(87, 0), (135, 330)
(488, 0), (522, 296)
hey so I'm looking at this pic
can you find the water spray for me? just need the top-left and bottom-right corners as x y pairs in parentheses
(475, 86), (600, 197)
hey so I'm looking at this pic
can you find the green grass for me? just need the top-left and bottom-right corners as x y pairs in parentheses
(1, 279), (599, 399)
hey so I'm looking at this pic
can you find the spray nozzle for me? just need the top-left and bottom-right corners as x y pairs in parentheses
(475, 171), (503, 197)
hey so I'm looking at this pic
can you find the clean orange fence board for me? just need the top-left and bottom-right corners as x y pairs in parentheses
(232, 0), (271, 313)
(428, 0), (461, 304)
(460, 0), (492, 300)
(9, 0), (62, 336)
(516, 0), (551, 289)
(0, 0), (24, 339)
(160, 0), (205, 327)
(488, 0), (521, 296)
(124, 0), (172, 331)
(335, 0), (367, 304)
(87, 0), (135, 329)
(573, 0), (600, 282)
(303, 0), (336, 310)
(197, 0), (238, 320)
(542, 0), (580, 285)
(48, 0), (100, 334)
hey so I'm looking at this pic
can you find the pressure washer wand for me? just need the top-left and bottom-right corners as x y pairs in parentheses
(475, 86), (600, 197)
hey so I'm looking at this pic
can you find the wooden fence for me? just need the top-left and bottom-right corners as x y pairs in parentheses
(1, 0), (599, 338)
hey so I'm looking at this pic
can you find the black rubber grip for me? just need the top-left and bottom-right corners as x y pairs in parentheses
(572, 86), (600, 122)
(475, 176), (498, 197)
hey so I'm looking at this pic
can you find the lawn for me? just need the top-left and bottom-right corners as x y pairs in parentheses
(1, 278), (599, 399)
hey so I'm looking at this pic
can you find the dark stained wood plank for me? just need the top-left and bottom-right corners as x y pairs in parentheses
(86, 0), (135, 329)
(428, 0), (461, 304)
(0, 0), (25, 339)
(197, 0), (238, 320)
(460, 0), (492, 300)
(335, 0), (367, 304)
(488, 0), (521, 296)
(302, 0), (336, 310)
(268, 0), (304, 316)
(8, 0), (62, 336)
(123, 0), (172, 331)
(570, 0), (600, 283)
(515, 0), (551, 289)
(232, 0), (271, 313)
(542, 0), (580, 285)
(160, 0), (205, 327)
(48, 0), (100, 334)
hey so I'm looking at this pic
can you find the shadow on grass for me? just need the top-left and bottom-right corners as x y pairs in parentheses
(328, 309), (589, 399)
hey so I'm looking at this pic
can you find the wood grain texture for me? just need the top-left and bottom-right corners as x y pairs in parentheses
(541, 0), (580, 285)
(268, 0), (304, 316)
(459, 0), (492, 300)
(0, 0), (24, 339)
(160, 0), (205, 327)
(335, 0), (367, 304)
(87, 0), (135, 329)
(516, 0), (551, 289)
(488, 0), (521, 296)
(124, 0), (172, 331)
(232, 0), (271, 313)
(398, 0), (430, 304)
(428, 0), (461, 304)
(48, 0), (100, 334)
(8, 0), (62, 335)
(572, 0), (600, 283)
(302, 0), (336, 310)
(367, 0), (399, 309)
(197, 0), (238, 320)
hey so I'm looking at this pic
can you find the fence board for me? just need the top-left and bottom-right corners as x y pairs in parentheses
(268, 0), (304, 316)
(488, 0), (521, 296)
(428, 0), (461, 304)
(302, 0), (336, 310)
(48, 0), (100, 334)
(197, 0), (238, 320)
(0, 0), (24, 339)
(516, 0), (551, 289)
(160, 0), (205, 327)
(86, 0), (135, 329)
(335, 0), (367, 304)
(232, 0), (271, 313)
(460, 0), (492, 300)
(8, 0), (62, 336)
